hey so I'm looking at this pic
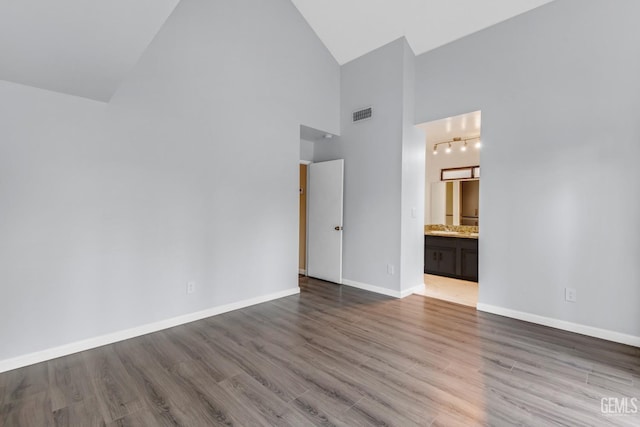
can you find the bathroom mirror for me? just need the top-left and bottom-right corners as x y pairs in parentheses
(430, 179), (479, 226)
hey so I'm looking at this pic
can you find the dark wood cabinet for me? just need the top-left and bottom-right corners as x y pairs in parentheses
(424, 235), (478, 282)
(425, 245), (457, 276)
(459, 240), (478, 281)
(424, 246), (440, 273)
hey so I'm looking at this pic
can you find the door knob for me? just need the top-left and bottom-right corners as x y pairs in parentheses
(334, 226), (343, 231)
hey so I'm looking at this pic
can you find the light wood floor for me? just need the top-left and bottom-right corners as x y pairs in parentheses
(1, 277), (639, 426)
(415, 274), (479, 307)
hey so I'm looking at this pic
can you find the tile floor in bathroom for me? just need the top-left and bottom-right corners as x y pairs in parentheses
(415, 274), (478, 307)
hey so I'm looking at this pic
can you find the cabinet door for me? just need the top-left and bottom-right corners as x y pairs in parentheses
(424, 246), (440, 273)
(460, 248), (478, 281)
(438, 247), (457, 276)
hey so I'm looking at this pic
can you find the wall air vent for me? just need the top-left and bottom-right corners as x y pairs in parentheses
(352, 106), (373, 123)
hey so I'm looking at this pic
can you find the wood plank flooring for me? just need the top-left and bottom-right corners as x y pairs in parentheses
(1, 276), (639, 426)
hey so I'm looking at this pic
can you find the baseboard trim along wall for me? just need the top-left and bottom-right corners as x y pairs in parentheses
(400, 285), (424, 298)
(476, 303), (640, 348)
(0, 287), (300, 374)
(298, 269), (307, 275)
(342, 279), (423, 299)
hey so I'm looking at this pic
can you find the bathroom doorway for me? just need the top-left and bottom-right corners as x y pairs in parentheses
(416, 111), (481, 307)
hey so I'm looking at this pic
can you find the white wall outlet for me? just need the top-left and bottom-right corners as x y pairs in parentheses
(387, 264), (395, 275)
(411, 207), (417, 218)
(565, 287), (577, 303)
(186, 281), (196, 295)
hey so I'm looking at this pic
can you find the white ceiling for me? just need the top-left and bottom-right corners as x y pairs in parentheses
(0, 0), (553, 101)
(419, 110), (482, 144)
(290, 0), (554, 64)
(0, 0), (179, 101)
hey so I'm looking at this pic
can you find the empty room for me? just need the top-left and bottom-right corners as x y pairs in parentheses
(1, 0), (639, 426)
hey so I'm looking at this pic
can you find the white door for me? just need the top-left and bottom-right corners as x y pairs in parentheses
(307, 159), (344, 284)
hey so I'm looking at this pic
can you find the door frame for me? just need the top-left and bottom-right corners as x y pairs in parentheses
(299, 160), (311, 276)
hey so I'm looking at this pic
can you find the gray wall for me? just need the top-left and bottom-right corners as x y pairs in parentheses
(400, 41), (426, 293)
(0, 0), (339, 361)
(315, 38), (417, 292)
(415, 0), (640, 336)
(300, 139), (315, 162)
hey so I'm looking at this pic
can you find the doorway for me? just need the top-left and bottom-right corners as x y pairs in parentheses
(299, 159), (345, 284)
(299, 162), (309, 275)
(416, 111), (481, 307)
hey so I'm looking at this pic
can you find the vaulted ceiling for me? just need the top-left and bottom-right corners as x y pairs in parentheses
(0, 0), (179, 101)
(0, 0), (554, 102)
(290, 0), (554, 64)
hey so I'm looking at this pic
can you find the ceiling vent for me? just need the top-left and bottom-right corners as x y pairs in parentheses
(352, 106), (373, 123)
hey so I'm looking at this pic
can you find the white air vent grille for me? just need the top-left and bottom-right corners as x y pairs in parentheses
(352, 106), (372, 123)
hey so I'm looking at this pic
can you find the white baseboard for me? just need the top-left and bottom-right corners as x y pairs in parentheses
(298, 269), (307, 275)
(400, 284), (425, 298)
(0, 287), (300, 373)
(342, 279), (422, 299)
(343, 279), (401, 298)
(476, 303), (640, 348)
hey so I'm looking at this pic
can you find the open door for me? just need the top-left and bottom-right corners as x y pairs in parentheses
(307, 159), (344, 284)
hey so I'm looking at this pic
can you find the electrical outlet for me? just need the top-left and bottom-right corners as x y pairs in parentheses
(411, 207), (417, 218)
(186, 281), (196, 295)
(565, 287), (577, 303)
(387, 264), (395, 275)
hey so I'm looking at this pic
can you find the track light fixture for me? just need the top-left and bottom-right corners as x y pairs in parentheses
(431, 135), (481, 155)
